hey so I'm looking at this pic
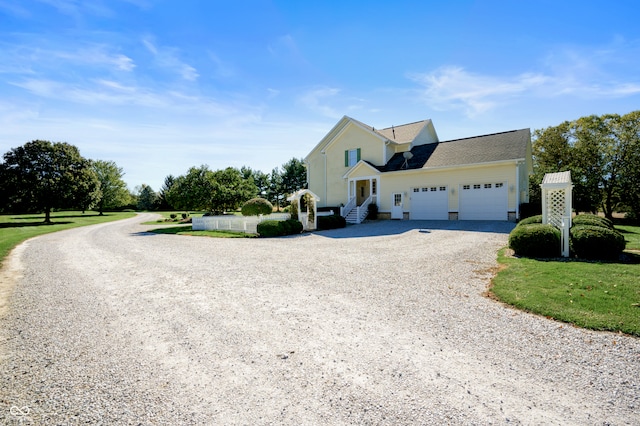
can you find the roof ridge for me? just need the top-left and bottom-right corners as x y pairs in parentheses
(440, 128), (528, 143)
(379, 119), (429, 131)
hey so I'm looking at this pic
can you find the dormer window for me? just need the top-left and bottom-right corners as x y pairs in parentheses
(345, 148), (361, 167)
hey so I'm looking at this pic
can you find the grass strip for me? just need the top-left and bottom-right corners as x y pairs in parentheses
(490, 248), (640, 336)
(147, 225), (255, 238)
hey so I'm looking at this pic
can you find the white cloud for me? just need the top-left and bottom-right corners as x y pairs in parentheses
(142, 37), (199, 81)
(297, 87), (342, 118)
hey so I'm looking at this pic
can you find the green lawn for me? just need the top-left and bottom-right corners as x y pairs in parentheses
(616, 224), (640, 250)
(0, 211), (136, 265)
(147, 225), (254, 238)
(491, 239), (640, 337)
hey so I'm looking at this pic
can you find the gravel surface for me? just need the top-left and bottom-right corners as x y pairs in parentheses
(1, 213), (638, 425)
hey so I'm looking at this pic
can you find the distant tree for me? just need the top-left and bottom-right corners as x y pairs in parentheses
(617, 110), (640, 218)
(280, 157), (307, 196)
(241, 166), (270, 197)
(165, 165), (215, 212)
(0, 140), (99, 222)
(210, 167), (257, 214)
(136, 184), (158, 211)
(93, 160), (130, 215)
(157, 174), (176, 210)
(267, 167), (284, 211)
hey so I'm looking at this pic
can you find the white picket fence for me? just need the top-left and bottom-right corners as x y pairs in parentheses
(192, 213), (291, 234)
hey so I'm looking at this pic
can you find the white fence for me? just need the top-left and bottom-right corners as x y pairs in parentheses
(192, 213), (291, 234)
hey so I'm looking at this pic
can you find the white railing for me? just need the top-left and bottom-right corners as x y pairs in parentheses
(192, 213), (290, 234)
(340, 196), (357, 218)
(355, 195), (375, 224)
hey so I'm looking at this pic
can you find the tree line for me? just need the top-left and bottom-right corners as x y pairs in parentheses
(530, 110), (640, 220)
(0, 139), (306, 221)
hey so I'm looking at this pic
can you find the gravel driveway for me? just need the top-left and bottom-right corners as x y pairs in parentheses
(1, 214), (638, 425)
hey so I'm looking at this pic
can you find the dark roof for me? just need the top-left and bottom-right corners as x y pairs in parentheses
(377, 129), (530, 172)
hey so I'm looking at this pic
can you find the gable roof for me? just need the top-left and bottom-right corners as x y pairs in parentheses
(350, 118), (433, 144)
(378, 128), (530, 172)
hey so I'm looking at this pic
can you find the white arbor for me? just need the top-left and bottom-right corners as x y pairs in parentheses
(541, 171), (573, 257)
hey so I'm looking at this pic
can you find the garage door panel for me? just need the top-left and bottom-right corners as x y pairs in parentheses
(459, 183), (507, 221)
(411, 186), (448, 220)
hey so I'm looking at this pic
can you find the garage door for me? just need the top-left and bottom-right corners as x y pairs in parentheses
(410, 186), (448, 220)
(459, 182), (507, 220)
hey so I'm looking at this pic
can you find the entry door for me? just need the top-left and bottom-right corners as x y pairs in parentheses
(391, 193), (403, 219)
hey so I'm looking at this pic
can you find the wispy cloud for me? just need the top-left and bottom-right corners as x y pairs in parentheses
(410, 40), (640, 117)
(142, 37), (199, 81)
(297, 87), (342, 118)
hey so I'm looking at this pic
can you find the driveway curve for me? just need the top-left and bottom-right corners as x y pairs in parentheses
(1, 214), (638, 424)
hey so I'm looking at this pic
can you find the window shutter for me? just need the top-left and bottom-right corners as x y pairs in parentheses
(356, 148), (361, 162)
(345, 150), (349, 167)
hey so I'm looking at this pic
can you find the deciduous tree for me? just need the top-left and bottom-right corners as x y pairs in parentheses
(93, 160), (130, 215)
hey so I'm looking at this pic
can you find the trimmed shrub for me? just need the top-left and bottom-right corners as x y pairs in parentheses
(517, 214), (542, 226)
(242, 197), (274, 216)
(509, 224), (561, 258)
(317, 214), (346, 230)
(170, 213), (177, 219)
(285, 219), (303, 234)
(572, 214), (613, 229)
(256, 219), (303, 237)
(367, 203), (379, 220)
(570, 225), (625, 260)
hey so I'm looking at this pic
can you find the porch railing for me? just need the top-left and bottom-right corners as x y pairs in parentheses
(340, 196), (357, 218)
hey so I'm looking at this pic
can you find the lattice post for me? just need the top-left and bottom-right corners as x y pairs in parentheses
(541, 172), (573, 257)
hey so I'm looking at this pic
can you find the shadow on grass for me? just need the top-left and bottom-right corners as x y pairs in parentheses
(0, 221), (73, 228)
(515, 251), (640, 265)
(11, 213), (105, 220)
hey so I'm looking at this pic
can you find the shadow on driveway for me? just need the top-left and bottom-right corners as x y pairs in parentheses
(305, 220), (516, 239)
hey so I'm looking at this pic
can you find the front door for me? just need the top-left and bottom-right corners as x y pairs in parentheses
(391, 193), (403, 219)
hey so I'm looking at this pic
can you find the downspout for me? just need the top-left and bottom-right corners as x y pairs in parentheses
(323, 152), (327, 206)
(515, 161), (521, 220)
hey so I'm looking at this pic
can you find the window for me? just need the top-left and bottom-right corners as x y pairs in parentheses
(394, 193), (402, 206)
(430, 187), (437, 192)
(484, 183), (492, 189)
(421, 187), (429, 192)
(473, 184), (481, 189)
(463, 185), (470, 190)
(413, 188), (419, 193)
(439, 186), (446, 191)
(495, 182), (504, 188)
(344, 148), (361, 167)
(372, 180), (377, 195)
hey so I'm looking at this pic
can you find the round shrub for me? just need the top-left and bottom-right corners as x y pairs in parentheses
(242, 197), (274, 216)
(285, 219), (303, 234)
(509, 224), (561, 258)
(570, 225), (625, 260)
(517, 214), (542, 226)
(572, 214), (613, 229)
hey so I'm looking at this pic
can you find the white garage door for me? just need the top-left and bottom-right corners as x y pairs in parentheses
(410, 186), (449, 220)
(459, 182), (508, 220)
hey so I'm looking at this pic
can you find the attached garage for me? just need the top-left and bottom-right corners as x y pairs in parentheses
(410, 186), (448, 220)
(459, 182), (508, 220)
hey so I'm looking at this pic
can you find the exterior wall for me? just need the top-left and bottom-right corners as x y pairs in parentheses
(377, 162), (518, 216)
(412, 122), (439, 146)
(320, 123), (385, 207)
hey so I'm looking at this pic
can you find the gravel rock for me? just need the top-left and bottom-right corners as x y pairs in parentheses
(1, 214), (638, 424)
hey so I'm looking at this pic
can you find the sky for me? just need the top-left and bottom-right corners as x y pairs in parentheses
(1, 0), (639, 192)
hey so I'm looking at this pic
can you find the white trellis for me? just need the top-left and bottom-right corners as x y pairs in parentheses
(541, 171), (573, 257)
(287, 189), (320, 231)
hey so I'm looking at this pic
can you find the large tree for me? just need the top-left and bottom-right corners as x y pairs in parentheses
(136, 184), (158, 211)
(165, 165), (216, 211)
(280, 157), (307, 197)
(0, 140), (99, 222)
(93, 160), (130, 215)
(210, 167), (257, 214)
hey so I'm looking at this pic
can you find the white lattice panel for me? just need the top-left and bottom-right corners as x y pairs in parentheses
(545, 189), (566, 229)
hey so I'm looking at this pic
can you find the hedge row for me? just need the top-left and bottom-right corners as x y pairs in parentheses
(257, 219), (303, 237)
(317, 214), (347, 230)
(510, 214), (625, 260)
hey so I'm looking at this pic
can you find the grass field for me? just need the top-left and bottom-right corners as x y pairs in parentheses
(0, 211), (137, 265)
(147, 225), (254, 238)
(490, 224), (640, 337)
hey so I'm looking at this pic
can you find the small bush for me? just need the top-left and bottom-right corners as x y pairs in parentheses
(256, 219), (303, 237)
(317, 214), (347, 230)
(170, 213), (177, 219)
(517, 214), (542, 226)
(242, 198), (274, 216)
(570, 225), (625, 260)
(509, 224), (561, 258)
(367, 203), (379, 220)
(257, 220), (283, 237)
(181, 212), (189, 219)
(572, 214), (613, 229)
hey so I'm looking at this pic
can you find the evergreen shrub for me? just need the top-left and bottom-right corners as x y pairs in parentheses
(570, 225), (625, 260)
(572, 214), (613, 229)
(509, 224), (561, 258)
(517, 214), (542, 226)
(242, 198), (274, 216)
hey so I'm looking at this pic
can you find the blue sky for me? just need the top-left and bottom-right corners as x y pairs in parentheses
(1, 0), (639, 191)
